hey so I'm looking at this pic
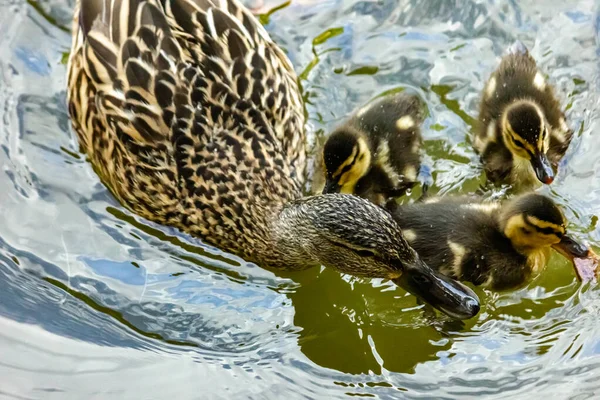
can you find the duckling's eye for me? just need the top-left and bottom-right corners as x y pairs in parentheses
(520, 227), (532, 235)
(356, 249), (376, 258)
(512, 137), (527, 150)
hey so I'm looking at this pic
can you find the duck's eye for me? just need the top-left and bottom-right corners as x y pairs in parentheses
(356, 249), (376, 258)
(520, 227), (532, 235)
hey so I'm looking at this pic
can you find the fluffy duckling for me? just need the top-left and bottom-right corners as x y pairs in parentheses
(474, 41), (573, 189)
(389, 193), (589, 291)
(313, 92), (424, 206)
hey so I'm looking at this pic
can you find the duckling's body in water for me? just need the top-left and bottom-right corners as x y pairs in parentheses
(389, 193), (588, 290)
(474, 41), (573, 190)
(314, 92), (424, 206)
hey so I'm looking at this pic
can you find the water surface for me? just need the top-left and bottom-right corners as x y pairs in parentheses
(1, 0), (600, 398)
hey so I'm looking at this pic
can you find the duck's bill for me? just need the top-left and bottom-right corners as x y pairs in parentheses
(322, 178), (341, 194)
(530, 152), (555, 185)
(393, 259), (480, 320)
(552, 235), (599, 282)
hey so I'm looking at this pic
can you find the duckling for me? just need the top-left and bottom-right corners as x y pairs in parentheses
(313, 92), (424, 206)
(388, 193), (589, 290)
(67, 0), (480, 318)
(474, 41), (573, 190)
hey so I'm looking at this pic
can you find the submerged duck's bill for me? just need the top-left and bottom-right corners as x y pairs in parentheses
(393, 261), (481, 320)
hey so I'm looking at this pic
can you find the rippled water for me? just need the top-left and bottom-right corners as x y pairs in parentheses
(1, 0), (600, 398)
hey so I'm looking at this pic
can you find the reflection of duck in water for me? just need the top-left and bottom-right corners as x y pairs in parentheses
(474, 41), (574, 190)
(313, 92), (424, 207)
(66, 0), (479, 318)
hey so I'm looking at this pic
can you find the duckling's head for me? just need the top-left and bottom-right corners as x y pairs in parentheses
(321, 127), (372, 194)
(499, 193), (588, 258)
(501, 100), (554, 184)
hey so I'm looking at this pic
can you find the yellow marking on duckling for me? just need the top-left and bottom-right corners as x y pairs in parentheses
(553, 118), (569, 144)
(553, 128), (566, 144)
(510, 156), (540, 189)
(338, 137), (372, 193)
(396, 115), (415, 130)
(474, 121), (496, 153)
(533, 72), (546, 90)
(486, 121), (496, 142)
(403, 229), (417, 242)
(462, 202), (500, 215)
(374, 140), (400, 186)
(403, 165), (417, 181)
(473, 135), (485, 153)
(504, 120), (537, 155)
(503, 100), (547, 155)
(528, 247), (551, 275)
(485, 76), (497, 99)
(524, 215), (565, 233)
(332, 145), (358, 178)
(356, 104), (370, 118)
(448, 240), (466, 277)
(411, 137), (420, 153)
(559, 118), (569, 133)
(503, 214), (562, 253)
(481, 274), (495, 289)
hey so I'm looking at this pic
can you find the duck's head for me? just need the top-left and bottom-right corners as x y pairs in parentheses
(321, 127), (372, 195)
(286, 194), (480, 320)
(500, 193), (588, 258)
(501, 100), (555, 184)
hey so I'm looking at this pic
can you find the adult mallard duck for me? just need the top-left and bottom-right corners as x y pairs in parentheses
(388, 193), (589, 290)
(474, 41), (573, 190)
(66, 0), (480, 319)
(313, 92), (424, 206)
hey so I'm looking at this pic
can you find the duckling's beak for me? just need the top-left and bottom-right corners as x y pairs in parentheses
(530, 152), (554, 184)
(552, 234), (589, 260)
(393, 258), (480, 320)
(322, 178), (341, 194)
